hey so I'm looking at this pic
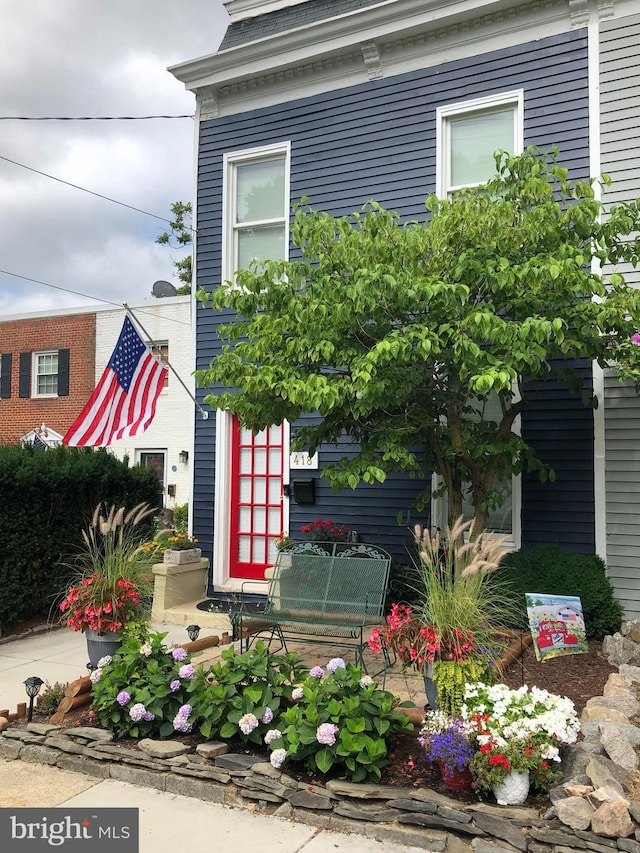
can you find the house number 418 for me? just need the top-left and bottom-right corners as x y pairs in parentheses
(289, 451), (319, 470)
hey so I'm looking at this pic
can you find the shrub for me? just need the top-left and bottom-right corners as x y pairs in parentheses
(0, 445), (161, 632)
(498, 544), (623, 640)
(172, 503), (188, 534)
(266, 657), (413, 782)
(38, 681), (68, 716)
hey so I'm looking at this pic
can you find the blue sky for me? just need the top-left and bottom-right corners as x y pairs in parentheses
(0, 0), (228, 316)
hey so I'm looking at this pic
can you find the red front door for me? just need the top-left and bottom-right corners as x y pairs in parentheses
(229, 418), (285, 580)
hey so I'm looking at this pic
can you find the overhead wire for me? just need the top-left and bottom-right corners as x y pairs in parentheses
(0, 115), (194, 121)
(0, 269), (192, 328)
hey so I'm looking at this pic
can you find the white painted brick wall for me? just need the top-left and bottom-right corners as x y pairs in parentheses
(95, 297), (194, 511)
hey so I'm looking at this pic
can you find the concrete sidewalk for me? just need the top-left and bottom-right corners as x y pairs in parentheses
(0, 758), (424, 853)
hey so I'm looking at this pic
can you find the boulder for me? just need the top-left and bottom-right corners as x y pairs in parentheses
(590, 800), (635, 838)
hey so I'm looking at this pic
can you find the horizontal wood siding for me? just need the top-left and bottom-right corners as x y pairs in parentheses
(600, 13), (640, 618)
(194, 29), (590, 562)
(521, 361), (595, 553)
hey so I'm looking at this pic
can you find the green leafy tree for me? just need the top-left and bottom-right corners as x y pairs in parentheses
(196, 148), (640, 533)
(156, 201), (192, 293)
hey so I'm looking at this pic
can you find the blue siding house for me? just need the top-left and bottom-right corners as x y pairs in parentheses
(170, 0), (613, 597)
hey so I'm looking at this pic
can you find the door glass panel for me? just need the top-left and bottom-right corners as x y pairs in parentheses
(253, 507), (266, 534)
(239, 506), (251, 532)
(268, 507), (281, 534)
(240, 427), (253, 443)
(239, 478), (251, 502)
(239, 448), (251, 474)
(268, 447), (282, 472)
(269, 423), (282, 441)
(254, 429), (267, 445)
(252, 537), (266, 563)
(253, 478), (266, 503)
(254, 448), (267, 475)
(268, 478), (281, 503)
(238, 536), (251, 561)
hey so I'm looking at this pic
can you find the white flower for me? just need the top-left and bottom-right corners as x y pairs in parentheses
(270, 748), (287, 769)
(264, 729), (282, 745)
(97, 655), (112, 668)
(140, 643), (152, 657)
(291, 687), (305, 701)
(359, 675), (374, 688)
(89, 668), (102, 684)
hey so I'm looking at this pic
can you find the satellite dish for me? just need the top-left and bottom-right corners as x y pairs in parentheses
(152, 280), (178, 298)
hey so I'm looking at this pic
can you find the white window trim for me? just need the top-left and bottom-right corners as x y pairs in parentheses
(436, 90), (524, 200)
(221, 141), (291, 285)
(32, 350), (59, 398)
(136, 449), (168, 494)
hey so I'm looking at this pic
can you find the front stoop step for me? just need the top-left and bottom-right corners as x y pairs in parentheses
(162, 600), (233, 631)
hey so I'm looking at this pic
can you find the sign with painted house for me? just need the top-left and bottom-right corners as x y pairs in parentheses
(526, 593), (587, 662)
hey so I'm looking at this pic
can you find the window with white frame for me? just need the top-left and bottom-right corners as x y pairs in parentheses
(434, 92), (524, 542)
(223, 143), (290, 279)
(437, 91), (523, 198)
(33, 351), (59, 397)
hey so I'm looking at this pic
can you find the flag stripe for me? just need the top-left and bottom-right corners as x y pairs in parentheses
(63, 317), (168, 448)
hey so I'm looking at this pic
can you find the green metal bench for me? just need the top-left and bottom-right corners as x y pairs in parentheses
(232, 541), (391, 673)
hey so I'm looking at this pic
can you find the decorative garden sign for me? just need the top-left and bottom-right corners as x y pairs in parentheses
(525, 593), (587, 661)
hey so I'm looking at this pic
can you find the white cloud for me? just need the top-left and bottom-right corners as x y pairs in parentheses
(0, 0), (228, 315)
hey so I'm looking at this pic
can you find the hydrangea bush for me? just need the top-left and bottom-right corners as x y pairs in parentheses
(264, 657), (413, 782)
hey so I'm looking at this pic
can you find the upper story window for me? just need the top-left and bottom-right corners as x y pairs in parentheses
(223, 142), (290, 279)
(437, 91), (524, 198)
(33, 351), (59, 397)
(151, 342), (169, 389)
(19, 349), (69, 399)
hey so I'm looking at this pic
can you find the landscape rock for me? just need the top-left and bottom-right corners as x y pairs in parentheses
(587, 786), (628, 807)
(603, 674), (638, 700)
(599, 728), (639, 772)
(195, 742), (229, 759)
(137, 739), (191, 759)
(0, 717), (9, 732)
(555, 797), (595, 831)
(590, 800), (634, 838)
(586, 756), (628, 792)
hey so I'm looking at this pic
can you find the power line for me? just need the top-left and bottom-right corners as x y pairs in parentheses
(0, 268), (191, 327)
(0, 114), (194, 121)
(0, 153), (196, 232)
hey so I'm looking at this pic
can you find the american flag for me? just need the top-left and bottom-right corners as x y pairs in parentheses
(32, 433), (48, 451)
(63, 316), (167, 447)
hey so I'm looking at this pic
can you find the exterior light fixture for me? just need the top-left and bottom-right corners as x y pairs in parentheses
(186, 624), (201, 642)
(179, 450), (189, 464)
(24, 676), (44, 722)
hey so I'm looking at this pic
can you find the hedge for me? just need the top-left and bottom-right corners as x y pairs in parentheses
(0, 444), (162, 632)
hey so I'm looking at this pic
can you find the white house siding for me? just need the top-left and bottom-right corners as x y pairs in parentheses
(95, 297), (194, 511)
(601, 11), (640, 619)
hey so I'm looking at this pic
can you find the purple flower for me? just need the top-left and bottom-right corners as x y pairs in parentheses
(129, 703), (148, 722)
(262, 707), (273, 724)
(170, 679), (181, 692)
(309, 666), (324, 678)
(239, 713), (259, 735)
(326, 658), (346, 672)
(270, 748), (287, 769)
(173, 704), (193, 733)
(116, 690), (131, 706)
(143, 711), (155, 722)
(172, 647), (188, 661)
(316, 723), (339, 746)
(178, 664), (196, 680)
(632, 333), (640, 346)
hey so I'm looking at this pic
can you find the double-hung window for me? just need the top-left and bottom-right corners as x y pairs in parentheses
(34, 351), (60, 397)
(223, 142), (290, 279)
(437, 91), (523, 198)
(434, 91), (524, 544)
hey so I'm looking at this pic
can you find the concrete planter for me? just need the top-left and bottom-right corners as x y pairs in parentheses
(163, 548), (202, 565)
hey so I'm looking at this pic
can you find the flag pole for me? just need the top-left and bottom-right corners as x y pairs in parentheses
(123, 303), (209, 420)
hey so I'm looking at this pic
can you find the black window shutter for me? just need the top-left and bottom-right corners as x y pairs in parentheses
(57, 348), (70, 396)
(19, 351), (31, 398)
(0, 354), (11, 398)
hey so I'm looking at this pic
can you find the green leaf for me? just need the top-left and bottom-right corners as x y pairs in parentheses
(315, 748), (335, 774)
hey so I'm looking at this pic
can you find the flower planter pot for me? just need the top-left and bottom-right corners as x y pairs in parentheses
(437, 761), (474, 791)
(492, 770), (530, 805)
(86, 629), (123, 669)
(163, 548), (202, 565)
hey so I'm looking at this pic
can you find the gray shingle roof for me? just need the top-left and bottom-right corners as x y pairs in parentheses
(219, 0), (385, 50)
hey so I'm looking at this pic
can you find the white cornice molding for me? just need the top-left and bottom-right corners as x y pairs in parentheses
(169, 0), (577, 117)
(223, 0), (313, 23)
